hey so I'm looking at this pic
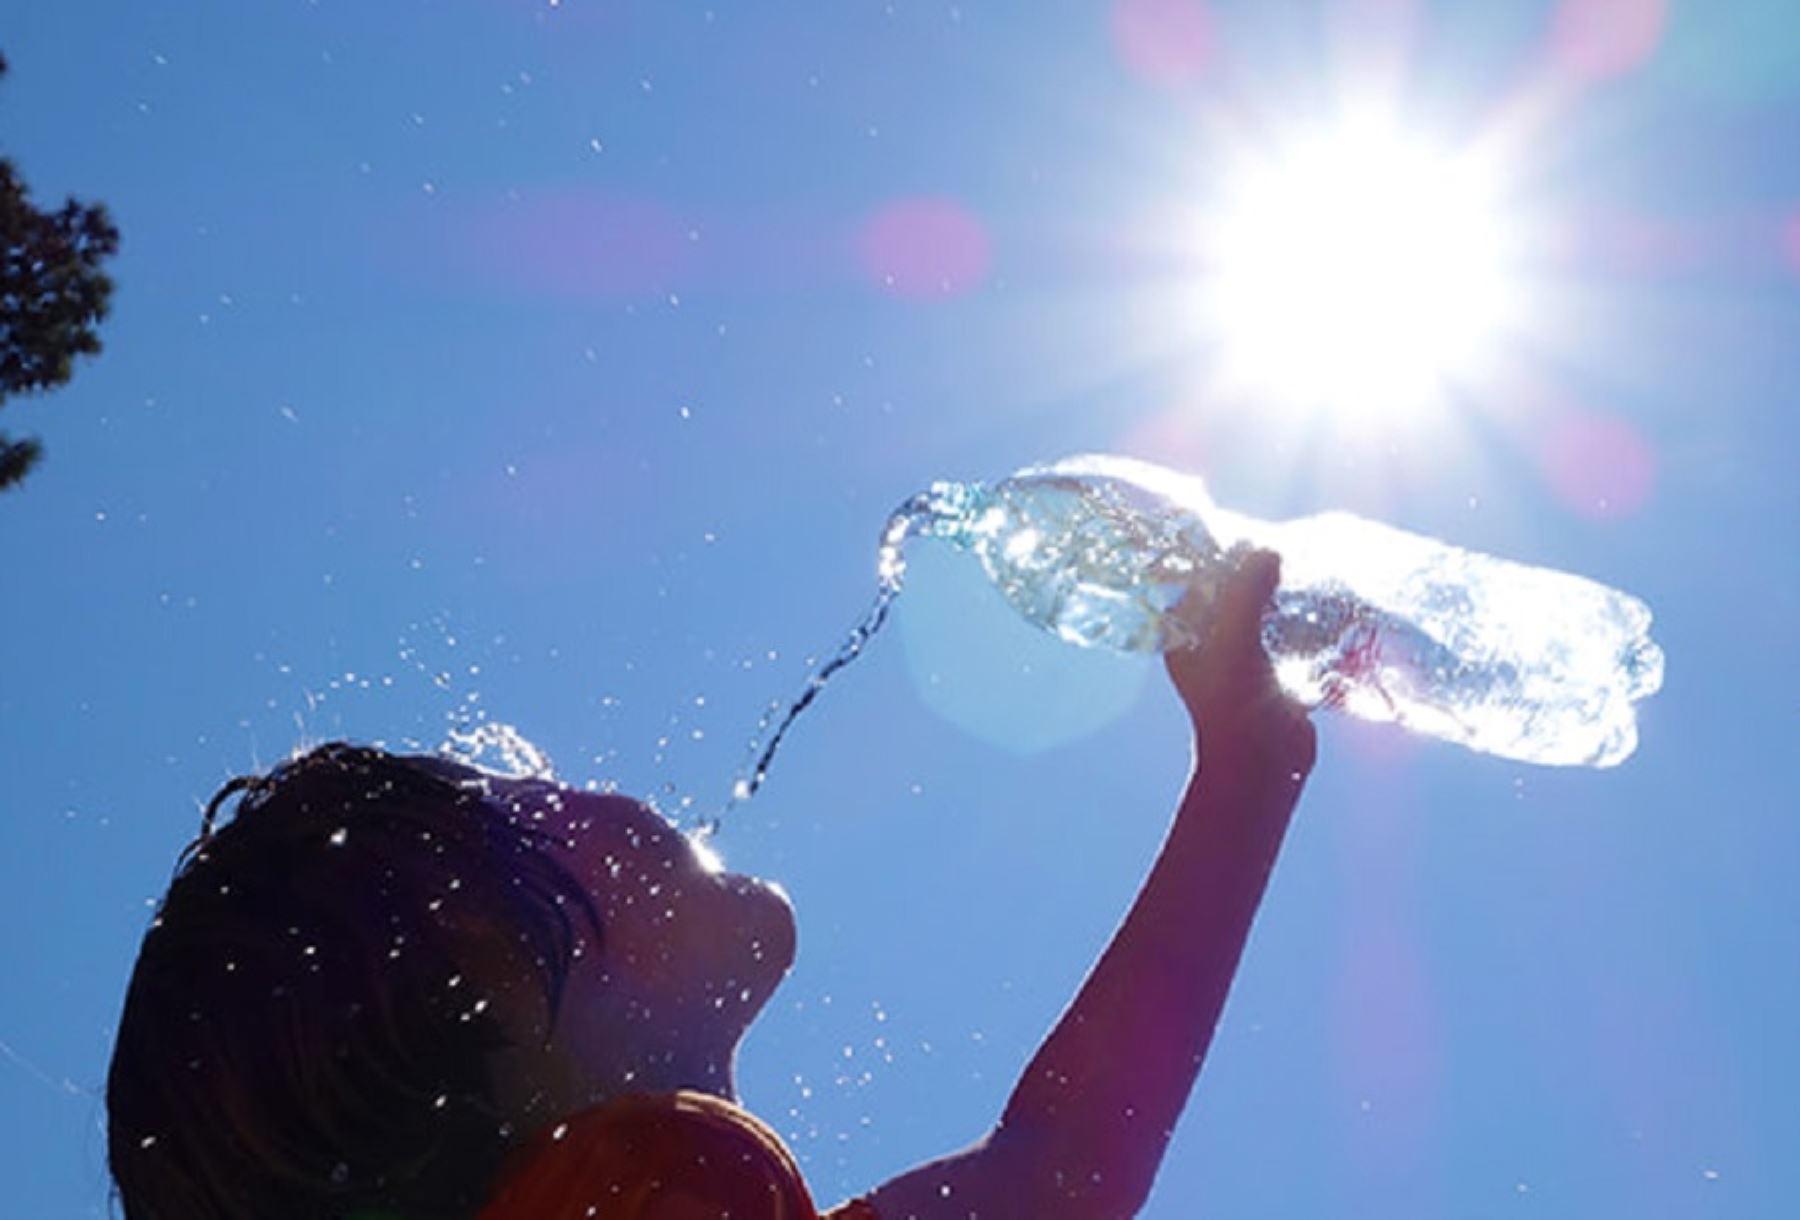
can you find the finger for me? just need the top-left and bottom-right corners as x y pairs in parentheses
(1235, 549), (1282, 607)
(1211, 549), (1280, 646)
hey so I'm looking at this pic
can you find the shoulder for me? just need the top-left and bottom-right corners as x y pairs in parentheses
(479, 1091), (880, 1220)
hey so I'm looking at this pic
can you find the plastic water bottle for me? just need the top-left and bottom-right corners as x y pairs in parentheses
(879, 454), (1664, 768)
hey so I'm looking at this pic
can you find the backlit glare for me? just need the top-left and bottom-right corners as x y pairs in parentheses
(688, 829), (727, 875)
(1204, 119), (1519, 417)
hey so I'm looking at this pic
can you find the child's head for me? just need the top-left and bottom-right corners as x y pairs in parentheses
(106, 742), (795, 1220)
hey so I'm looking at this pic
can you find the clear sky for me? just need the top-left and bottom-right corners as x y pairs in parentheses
(3, 2), (1797, 1216)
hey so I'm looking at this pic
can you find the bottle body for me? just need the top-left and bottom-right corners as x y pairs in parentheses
(1252, 511), (1663, 767)
(908, 455), (1663, 768)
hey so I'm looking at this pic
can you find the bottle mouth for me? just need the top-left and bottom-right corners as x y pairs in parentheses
(877, 480), (985, 588)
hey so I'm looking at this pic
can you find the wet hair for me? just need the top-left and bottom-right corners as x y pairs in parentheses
(106, 743), (602, 1220)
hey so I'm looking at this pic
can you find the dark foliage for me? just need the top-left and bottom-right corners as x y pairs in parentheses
(0, 51), (121, 493)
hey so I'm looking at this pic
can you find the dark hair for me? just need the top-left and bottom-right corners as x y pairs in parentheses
(107, 743), (602, 1220)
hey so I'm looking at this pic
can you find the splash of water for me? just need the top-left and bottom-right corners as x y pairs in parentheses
(440, 721), (556, 780)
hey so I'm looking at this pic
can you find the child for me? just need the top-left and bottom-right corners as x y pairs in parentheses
(107, 553), (1314, 1219)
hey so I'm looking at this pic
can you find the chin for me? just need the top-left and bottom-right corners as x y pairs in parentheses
(720, 871), (798, 1004)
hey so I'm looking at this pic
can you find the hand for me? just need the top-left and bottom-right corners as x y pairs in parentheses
(1164, 550), (1317, 782)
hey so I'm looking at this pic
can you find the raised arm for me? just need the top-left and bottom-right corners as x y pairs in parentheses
(865, 552), (1316, 1220)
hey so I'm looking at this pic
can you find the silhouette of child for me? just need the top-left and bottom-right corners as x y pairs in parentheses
(107, 552), (1314, 1219)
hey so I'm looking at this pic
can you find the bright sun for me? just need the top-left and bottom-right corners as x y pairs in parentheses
(1200, 115), (1520, 419)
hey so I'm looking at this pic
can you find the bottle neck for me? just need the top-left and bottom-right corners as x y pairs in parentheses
(877, 480), (989, 589)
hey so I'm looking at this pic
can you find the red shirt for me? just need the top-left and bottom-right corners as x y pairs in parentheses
(478, 1091), (879, 1220)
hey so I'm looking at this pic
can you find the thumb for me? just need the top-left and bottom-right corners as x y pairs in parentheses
(1163, 548), (1280, 687)
(1220, 550), (1281, 638)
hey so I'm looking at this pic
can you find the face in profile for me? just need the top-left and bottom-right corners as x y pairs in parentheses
(468, 773), (798, 1111)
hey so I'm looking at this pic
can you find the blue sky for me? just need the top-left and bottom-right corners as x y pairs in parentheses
(2, 2), (1797, 1216)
